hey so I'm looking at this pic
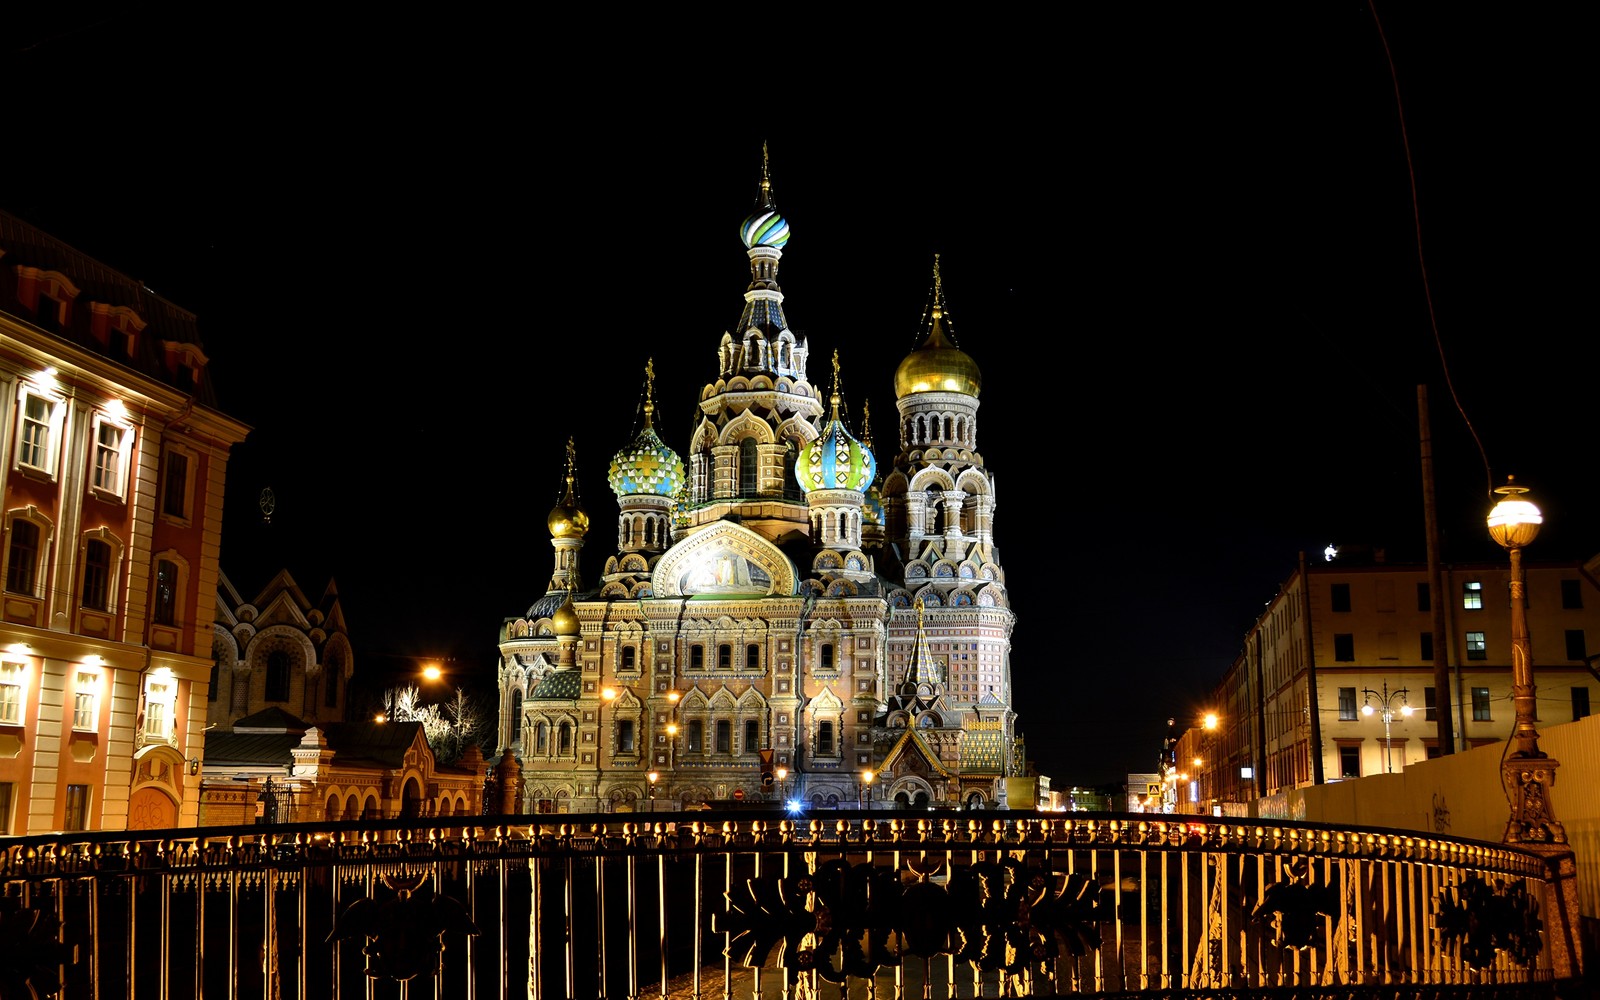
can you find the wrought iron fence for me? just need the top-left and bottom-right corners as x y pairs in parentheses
(0, 812), (1564, 998)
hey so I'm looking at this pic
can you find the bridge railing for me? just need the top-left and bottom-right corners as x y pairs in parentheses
(0, 811), (1563, 998)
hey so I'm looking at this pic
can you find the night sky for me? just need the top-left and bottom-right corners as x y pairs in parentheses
(6, 7), (1592, 786)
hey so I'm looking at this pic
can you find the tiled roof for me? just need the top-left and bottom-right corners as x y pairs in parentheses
(529, 670), (582, 701)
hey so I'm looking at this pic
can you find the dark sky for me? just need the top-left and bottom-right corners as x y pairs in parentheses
(5, 7), (1592, 786)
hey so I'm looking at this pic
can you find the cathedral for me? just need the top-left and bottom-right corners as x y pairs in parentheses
(492, 157), (1018, 812)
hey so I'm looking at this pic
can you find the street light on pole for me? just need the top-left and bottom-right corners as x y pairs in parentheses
(775, 767), (788, 810)
(600, 686), (618, 814)
(859, 769), (874, 812)
(1361, 682), (1412, 773)
(647, 771), (658, 814)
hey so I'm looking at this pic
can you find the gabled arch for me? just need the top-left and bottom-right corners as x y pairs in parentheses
(719, 410), (774, 447)
(653, 520), (798, 597)
(908, 468), (957, 492)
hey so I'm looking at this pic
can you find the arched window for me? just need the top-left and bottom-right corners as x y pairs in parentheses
(743, 719), (759, 752)
(747, 644), (760, 668)
(718, 644), (732, 669)
(265, 650), (290, 702)
(619, 719), (635, 752)
(559, 722), (573, 754)
(511, 691), (523, 740)
(535, 721), (548, 754)
(817, 721), (834, 755)
(739, 439), (758, 495)
(81, 539), (111, 610)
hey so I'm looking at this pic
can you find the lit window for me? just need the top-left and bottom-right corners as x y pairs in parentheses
(90, 417), (130, 496)
(1466, 631), (1487, 661)
(1463, 581), (1483, 610)
(144, 681), (170, 740)
(0, 661), (26, 725)
(73, 672), (98, 730)
(16, 389), (63, 475)
(1471, 686), (1491, 721)
(81, 539), (112, 611)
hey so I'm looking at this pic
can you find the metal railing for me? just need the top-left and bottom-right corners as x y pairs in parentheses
(0, 811), (1564, 998)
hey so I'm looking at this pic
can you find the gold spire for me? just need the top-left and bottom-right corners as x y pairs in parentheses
(829, 348), (843, 420)
(932, 253), (944, 323)
(642, 358), (656, 429)
(861, 398), (874, 452)
(547, 435), (590, 539)
(758, 140), (773, 207)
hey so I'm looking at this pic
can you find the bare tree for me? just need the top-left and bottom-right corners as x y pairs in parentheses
(376, 684), (492, 765)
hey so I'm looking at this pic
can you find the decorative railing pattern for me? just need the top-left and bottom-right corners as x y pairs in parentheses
(0, 812), (1562, 998)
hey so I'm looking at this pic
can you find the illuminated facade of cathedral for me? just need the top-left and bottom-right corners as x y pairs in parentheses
(492, 160), (1018, 812)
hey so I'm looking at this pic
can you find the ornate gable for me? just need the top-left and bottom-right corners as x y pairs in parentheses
(654, 520), (798, 598)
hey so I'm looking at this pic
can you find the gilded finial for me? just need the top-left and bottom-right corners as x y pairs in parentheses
(562, 436), (579, 499)
(759, 141), (773, 204)
(642, 358), (656, 428)
(931, 254), (944, 318)
(830, 348), (843, 419)
(915, 596), (925, 629)
(861, 398), (874, 450)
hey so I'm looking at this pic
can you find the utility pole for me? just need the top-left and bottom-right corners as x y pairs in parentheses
(1418, 385), (1456, 754)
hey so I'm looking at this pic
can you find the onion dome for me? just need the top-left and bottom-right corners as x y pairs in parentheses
(547, 436), (590, 539)
(549, 588), (580, 637)
(894, 255), (982, 399)
(796, 351), (876, 493)
(608, 360), (685, 498)
(861, 398), (885, 524)
(739, 142), (791, 249)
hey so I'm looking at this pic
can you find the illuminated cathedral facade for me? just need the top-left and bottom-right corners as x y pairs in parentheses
(492, 159), (1018, 812)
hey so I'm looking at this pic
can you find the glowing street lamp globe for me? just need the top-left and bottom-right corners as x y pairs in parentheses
(1487, 476), (1542, 550)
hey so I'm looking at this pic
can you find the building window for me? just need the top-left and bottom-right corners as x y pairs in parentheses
(1565, 630), (1586, 661)
(820, 643), (834, 670)
(1466, 632), (1487, 660)
(718, 644), (732, 669)
(621, 646), (635, 670)
(90, 417), (130, 496)
(64, 785), (90, 832)
(618, 719), (635, 753)
(73, 671), (99, 730)
(1333, 634), (1355, 662)
(1338, 745), (1360, 779)
(1472, 687), (1491, 721)
(559, 722), (573, 754)
(1424, 686), (1437, 722)
(81, 539), (112, 611)
(744, 719), (759, 752)
(1561, 579), (1582, 610)
(1417, 583), (1431, 613)
(535, 722), (548, 754)
(816, 721), (834, 755)
(264, 651), (291, 702)
(687, 720), (703, 752)
(0, 662), (26, 725)
(153, 559), (178, 625)
(1337, 687), (1358, 721)
(0, 782), (11, 835)
(5, 520), (41, 595)
(1420, 632), (1434, 662)
(1330, 583), (1351, 613)
(689, 645), (704, 670)
(1572, 687), (1590, 722)
(161, 449), (191, 520)
(145, 681), (170, 740)
(747, 643), (760, 669)
(509, 691), (523, 741)
(1463, 581), (1483, 610)
(739, 438), (758, 495)
(16, 389), (62, 475)
(715, 720), (731, 753)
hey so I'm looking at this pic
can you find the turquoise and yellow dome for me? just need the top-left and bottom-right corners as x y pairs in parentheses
(796, 352), (875, 494)
(608, 373), (684, 498)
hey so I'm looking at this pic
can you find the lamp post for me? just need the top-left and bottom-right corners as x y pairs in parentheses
(1487, 476), (1565, 843)
(1361, 682), (1412, 773)
(859, 769), (874, 812)
(647, 771), (658, 814)
(775, 767), (788, 810)
(599, 686), (618, 814)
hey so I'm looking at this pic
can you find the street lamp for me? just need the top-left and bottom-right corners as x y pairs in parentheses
(647, 771), (658, 813)
(1361, 682), (1413, 773)
(859, 769), (874, 812)
(600, 686), (618, 813)
(775, 767), (789, 810)
(1487, 476), (1565, 844)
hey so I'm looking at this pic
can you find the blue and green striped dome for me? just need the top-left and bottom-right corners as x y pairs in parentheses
(608, 426), (685, 499)
(740, 210), (790, 249)
(796, 416), (875, 494)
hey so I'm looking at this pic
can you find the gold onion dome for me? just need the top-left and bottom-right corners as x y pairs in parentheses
(894, 256), (981, 399)
(547, 436), (590, 539)
(608, 361), (685, 498)
(550, 589), (581, 637)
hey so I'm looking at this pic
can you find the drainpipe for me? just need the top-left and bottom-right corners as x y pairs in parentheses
(1300, 552), (1325, 785)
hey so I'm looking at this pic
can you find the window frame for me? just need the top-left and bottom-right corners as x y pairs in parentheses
(1471, 686), (1491, 721)
(687, 719), (703, 753)
(618, 719), (636, 753)
(1463, 581), (1483, 610)
(743, 719), (759, 752)
(63, 784), (91, 832)
(1337, 687), (1358, 721)
(159, 445), (195, 524)
(264, 650), (292, 702)
(715, 719), (731, 753)
(1329, 583), (1351, 613)
(80, 535), (117, 612)
(1466, 631), (1487, 661)
(816, 720), (835, 756)
(1332, 634), (1355, 662)
(0, 661), (28, 726)
(73, 671), (100, 731)
(87, 410), (134, 501)
(14, 384), (66, 479)
(4, 516), (45, 597)
(151, 554), (187, 627)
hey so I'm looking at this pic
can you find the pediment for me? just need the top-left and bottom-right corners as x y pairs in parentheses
(655, 521), (797, 598)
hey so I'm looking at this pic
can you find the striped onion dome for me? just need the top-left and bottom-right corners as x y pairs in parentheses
(740, 144), (791, 249)
(608, 374), (684, 498)
(796, 357), (875, 494)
